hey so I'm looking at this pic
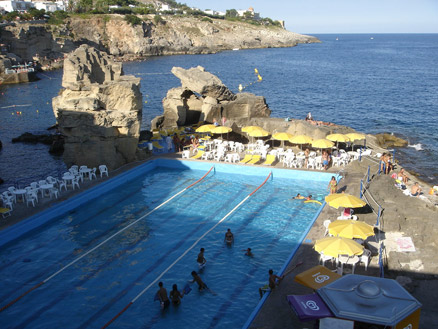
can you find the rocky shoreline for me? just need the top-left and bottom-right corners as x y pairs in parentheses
(0, 15), (319, 85)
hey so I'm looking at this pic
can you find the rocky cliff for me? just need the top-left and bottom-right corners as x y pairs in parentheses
(52, 45), (142, 170)
(0, 15), (319, 62)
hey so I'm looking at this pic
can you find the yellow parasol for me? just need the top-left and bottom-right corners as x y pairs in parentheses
(289, 135), (313, 150)
(328, 220), (374, 240)
(345, 133), (366, 150)
(196, 124), (216, 133)
(247, 127), (270, 143)
(311, 139), (334, 149)
(290, 135), (313, 144)
(211, 126), (232, 139)
(326, 133), (350, 148)
(345, 133), (365, 141)
(314, 236), (364, 258)
(272, 132), (294, 148)
(242, 125), (263, 133)
(324, 193), (367, 209)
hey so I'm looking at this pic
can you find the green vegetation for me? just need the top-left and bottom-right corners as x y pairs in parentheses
(0, 0), (282, 29)
(124, 14), (142, 26)
(153, 14), (164, 25)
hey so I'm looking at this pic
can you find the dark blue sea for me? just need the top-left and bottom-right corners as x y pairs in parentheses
(1, 34), (437, 187)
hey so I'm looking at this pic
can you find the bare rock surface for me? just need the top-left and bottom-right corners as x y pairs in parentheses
(154, 66), (271, 128)
(52, 45), (142, 170)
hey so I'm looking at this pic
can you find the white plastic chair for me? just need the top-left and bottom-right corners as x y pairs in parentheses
(2, 191), (15, 205)
(323, 219), (331, 236)
(360, 249), (371, 270)
(182, 150), (190, 159)
(99, 165), (109, 178)
(307, 157), (316, 169)
(50, 187), (59, 199)
(319, 252), (334, 267)
(57, 179), (67, 192)
(25, 191), (38, 207)
(72, 176), (80, 190)
(90, 168), (97, 180)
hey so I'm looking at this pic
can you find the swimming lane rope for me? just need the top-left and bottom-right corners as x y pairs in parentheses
(101, 171), (272, 329)
(0, 166), (215, 313)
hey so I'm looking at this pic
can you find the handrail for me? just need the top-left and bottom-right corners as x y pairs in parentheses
(101, 172), (272, 329)
(0, 166), (214, 313)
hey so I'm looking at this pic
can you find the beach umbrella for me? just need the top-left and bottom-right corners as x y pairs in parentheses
(328, 220), (374, 240)
(326, 133), (350, 148)
(346, 133), (366, 150)
(345, 133), (365, 141)
(211, 126), (232, 140)
(314, 236), (364, 258)
(325, 193), (367, 209)
(151, 135), (162, 141)
(272, 132), (294, 148)
(290, 135), (313, 150)
(311, 139), (334, 150)
(242, 125), (263, 133)
(326, 133), (350, 143)
(247, 127), (270, 143)
(196, 124), (216, 133)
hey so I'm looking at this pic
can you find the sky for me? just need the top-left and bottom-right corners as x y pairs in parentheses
(181, 0), (438, 34)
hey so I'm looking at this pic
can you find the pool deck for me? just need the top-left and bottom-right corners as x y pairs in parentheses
(2, 151), (437, 328)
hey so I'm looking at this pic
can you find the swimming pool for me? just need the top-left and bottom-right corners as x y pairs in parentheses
(0, 159), (334, 329)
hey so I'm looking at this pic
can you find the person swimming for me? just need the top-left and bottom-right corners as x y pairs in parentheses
(190, 271), (207, 291)
(197, 247), (206, 267)
(243, 248), (253, 256)
(224, 228), (234, 244)
(293, 193), (305, 199)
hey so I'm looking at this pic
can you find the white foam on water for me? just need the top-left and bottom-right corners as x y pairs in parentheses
(408, 143), (423, 151)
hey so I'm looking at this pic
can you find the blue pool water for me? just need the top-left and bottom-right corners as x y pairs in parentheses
(0, 160), (333, 329)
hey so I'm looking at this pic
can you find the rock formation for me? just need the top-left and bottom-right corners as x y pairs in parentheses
(1, 17), (318, 64)
(52, 45), (142, 170)
(152, 66), (271, 129)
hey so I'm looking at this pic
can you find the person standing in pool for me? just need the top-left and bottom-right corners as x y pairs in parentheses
(156, 282), (170, 309)
(224, 228), (234, 245)
(169, 284), (184, 305)
(190, 271), (207, 291)
(259, 269), (284, 298)
(197, 248), (206, 267)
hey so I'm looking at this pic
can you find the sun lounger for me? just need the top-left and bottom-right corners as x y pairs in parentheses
(191, 150), (204, 159)
(262, 154), (276, 166)
(248, 155), (261, 165)
(152, 141), (163, 149)
(239, 154), (252, 164)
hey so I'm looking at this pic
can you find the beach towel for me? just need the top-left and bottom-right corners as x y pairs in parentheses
(396, 237), (416, 252)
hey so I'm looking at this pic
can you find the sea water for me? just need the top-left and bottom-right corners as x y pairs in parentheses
(0, 34), (437, 185)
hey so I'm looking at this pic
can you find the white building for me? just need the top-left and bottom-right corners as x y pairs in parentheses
(0, 0), (65, 12)
(237, 7), (260, 19)
(203, 9), (225, 16)
(0, 0), (33, 12)
(33, 1), (58, 12)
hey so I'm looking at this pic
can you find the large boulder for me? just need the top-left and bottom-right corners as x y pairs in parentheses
(53, 45), (142, 170)
(171, 66), (235, 101)
(155, 66), (271, 129)
(62, 44), (123, 91)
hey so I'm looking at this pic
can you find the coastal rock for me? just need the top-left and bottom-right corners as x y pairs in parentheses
(171, 66), (235, 101)
(62, 45), (123, 91)
(12, 132), (55, 145)
(52, 45), (142, 170)
(155, 67), (271, 129)
(1, 17), (319, 68)
(375, 133), (408, 148)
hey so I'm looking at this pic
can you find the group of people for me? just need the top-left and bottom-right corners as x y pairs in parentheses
(305, 112), (336, 127)
(172, 133), (200, 153)
(156, 228), (257, 309)
(380, 152), (394, 175)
